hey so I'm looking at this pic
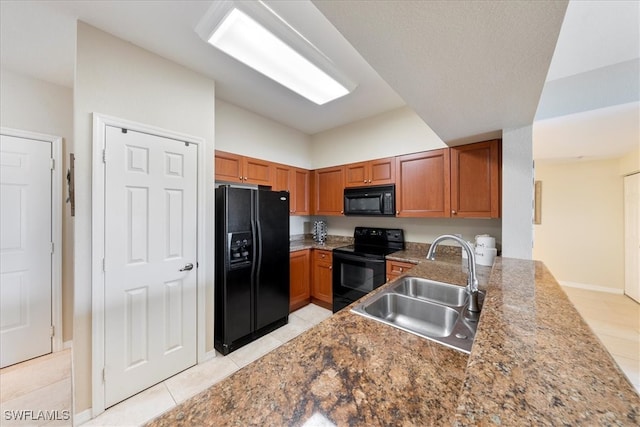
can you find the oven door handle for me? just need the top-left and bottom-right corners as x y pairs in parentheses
(334, 253), (386, 264)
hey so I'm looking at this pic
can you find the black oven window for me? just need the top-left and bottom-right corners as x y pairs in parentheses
(340, 263), (379, 293)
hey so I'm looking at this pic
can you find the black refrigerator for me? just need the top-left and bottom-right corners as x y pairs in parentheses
(214, 186), (290, 355)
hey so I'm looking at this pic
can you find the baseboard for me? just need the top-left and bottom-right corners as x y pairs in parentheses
(202, 349), (218, 362)
(560, 281), (624, 294)
(74, 408), (92, 426)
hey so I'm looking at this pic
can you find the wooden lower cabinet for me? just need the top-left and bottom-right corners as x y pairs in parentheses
(386, 260), (416, 282)
(290, 250), (311, 312)
(311, 249), (333, 310)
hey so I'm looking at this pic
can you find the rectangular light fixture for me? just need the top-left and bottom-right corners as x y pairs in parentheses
(198, 4), (352, 105)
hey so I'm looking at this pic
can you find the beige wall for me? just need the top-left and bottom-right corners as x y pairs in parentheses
(74, 22), (216, 414)
(620, 148), (640, 176)
(215, 99), (312, 168)
(310, 106), (447, 169)
(0, 68), (75, 342)
(533, 158), (625, 291)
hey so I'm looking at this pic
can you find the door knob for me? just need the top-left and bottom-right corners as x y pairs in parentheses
(179, 263), (194, 272)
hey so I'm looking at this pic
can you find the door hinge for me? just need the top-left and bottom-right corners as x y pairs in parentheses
(102, 149), (106, 163)
(102, 258), (106, 272)
(50, 325), (55, 338)
(51, 242), (54, 254)
(102, 368), (106, 383)
(50, 158), (55, 170)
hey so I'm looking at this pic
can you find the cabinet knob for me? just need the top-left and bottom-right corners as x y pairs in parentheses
(452, 209), (457, 215)
(340, 210), (344, 214)
(363, 180), (367, 183)
(329, 266), (332, 270)
(399, 267), (403, 272)
(396, 210), (399, 215)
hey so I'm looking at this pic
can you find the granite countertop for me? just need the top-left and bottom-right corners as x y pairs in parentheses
(148, 253), (640, 426)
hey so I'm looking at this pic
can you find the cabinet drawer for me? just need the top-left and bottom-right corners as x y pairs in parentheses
(387, 260), (415, 275)
(313, 249), (333, 263)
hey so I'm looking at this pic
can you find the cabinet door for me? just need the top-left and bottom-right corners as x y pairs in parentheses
(314, 166), (344, 216)
(243, 157), (273, 186)
(273, 163), (291, 193)
(386, 260), (415, 282)
(369, 157), (395, 185)
(215, 150), (243, 183)
(396, 149), (450, 217)
(312, 250), (332, 310)
(290, 250), (310, 312)
(292, 168), (310, 215)
(451, 139), (500, 218)
(344, 161), (368, 187)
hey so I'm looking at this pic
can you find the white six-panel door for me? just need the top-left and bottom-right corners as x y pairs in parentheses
(0, 134), (52, 368)
(103, 126), (197, 407)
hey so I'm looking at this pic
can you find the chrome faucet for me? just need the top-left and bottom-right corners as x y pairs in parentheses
(426, 234), (480, 313)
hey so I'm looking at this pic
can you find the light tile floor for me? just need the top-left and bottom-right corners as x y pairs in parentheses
(0, 348), (72, 426)
(3, 292), (638, 427)
(83, 303), (332, 426)
(562, 286), (640, 393)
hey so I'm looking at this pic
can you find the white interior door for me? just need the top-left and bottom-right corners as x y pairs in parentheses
(103, 126), (197, 407)
(624, 173), (640, 303)
(0, 134), (52, 368)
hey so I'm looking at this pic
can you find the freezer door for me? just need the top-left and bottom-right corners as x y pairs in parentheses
(254, 190), (290, 330)
(215, 187), (253, 350)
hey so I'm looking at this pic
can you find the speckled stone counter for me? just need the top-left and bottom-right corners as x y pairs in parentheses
(453, 258), (639, 425)
(289, 236), (352, 252)
(147, 255), (640, 426)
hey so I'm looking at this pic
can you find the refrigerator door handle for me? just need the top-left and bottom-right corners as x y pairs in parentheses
(255, 219), (263, 289)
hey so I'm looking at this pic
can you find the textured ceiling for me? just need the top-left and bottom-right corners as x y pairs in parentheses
(312, 0), (569, 144)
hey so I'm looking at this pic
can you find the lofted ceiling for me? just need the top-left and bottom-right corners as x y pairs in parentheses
(0, 1), (637, 159)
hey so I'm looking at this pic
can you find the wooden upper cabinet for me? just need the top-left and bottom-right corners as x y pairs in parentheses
(214, 151), (243, 184)
(272, 164), (310, 216)
(344, 157), (395, 187)
(214, 150), (273, 186)
(292, 168), (310, 215)
(395, 149), (450, 217)
(450, 139), (501, 218)
(314, 166), (344, 216)
(243, 157), (273, 186)
(273, 163), (291, 193)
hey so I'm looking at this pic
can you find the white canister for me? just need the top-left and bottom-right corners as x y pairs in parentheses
(475, 246), (497, 266)
(475, 234), (496, 249)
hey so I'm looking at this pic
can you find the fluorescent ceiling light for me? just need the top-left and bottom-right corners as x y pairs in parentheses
(204, 7), (351, 105)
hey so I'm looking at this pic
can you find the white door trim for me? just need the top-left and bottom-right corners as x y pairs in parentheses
(0, 127), (63, 354)
(91, 114), (206, 416)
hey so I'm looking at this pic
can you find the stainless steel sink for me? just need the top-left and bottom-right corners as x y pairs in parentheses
(351, 277), (484, 353)
(391, 277), (468, 307)
(361, 293), (459, 338)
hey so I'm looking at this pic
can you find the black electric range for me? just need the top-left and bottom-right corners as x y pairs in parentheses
(332, 227), (405, 312)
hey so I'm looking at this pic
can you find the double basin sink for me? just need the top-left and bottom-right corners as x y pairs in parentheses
(351, 276), (484, 353)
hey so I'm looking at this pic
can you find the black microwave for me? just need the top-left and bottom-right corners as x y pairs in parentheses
(344, 184), (396, 216)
